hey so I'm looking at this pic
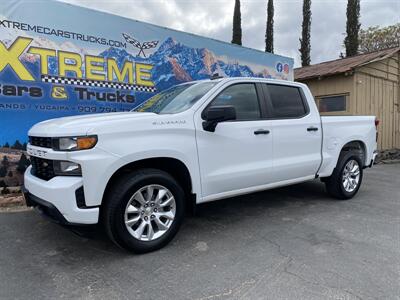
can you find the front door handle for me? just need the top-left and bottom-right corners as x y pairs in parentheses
(307, 126), (319, 132)
(254, 129), (270, 135)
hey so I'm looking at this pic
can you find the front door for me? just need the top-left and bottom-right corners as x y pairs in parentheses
(194, 82), (274, 201)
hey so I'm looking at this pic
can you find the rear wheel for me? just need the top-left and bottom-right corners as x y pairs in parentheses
(103, 169), (185, 253)
(325, 151), (363, 200)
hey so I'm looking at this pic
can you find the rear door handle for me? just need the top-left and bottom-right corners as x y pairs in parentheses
(307, 127), (319, 132)
(254, 129), (270, 135)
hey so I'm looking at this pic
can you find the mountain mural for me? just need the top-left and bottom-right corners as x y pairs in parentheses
(98, 37), (274, 92)
(2, 32), (279, 97)
(0, 35), (279, 106)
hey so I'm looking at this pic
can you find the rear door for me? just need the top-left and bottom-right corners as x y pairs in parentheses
(261, 83), (322, 182)
(195, 82), (274, 201)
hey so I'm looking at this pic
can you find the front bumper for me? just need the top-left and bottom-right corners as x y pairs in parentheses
(23, 187), (73, 226)
(24, 166), (99, 225)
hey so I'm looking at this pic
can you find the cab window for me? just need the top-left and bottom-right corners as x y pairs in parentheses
(209, 83), (261, 120)
(264, 84), (307, 118)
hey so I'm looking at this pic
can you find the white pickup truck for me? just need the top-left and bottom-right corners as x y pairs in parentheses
(24, 77), (378, 253)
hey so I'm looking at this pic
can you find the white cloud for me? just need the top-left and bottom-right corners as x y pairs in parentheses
(59, 0), (400, 66)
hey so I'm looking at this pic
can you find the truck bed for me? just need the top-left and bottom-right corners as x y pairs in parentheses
(318, 115), (377, 177)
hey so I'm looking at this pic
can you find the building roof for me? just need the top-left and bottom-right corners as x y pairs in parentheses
(294, 47), (400, 81)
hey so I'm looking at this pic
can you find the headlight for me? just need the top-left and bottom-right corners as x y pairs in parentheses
(53, 136), (97, 151)
(53, 161), (82, 176)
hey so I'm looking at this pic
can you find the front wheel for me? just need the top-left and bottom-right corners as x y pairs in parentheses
(103, 169), (185, 253)
(325, 151), (363, 200)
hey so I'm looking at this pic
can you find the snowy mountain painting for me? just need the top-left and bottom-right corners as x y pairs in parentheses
(14, 35), (284, 95)
(100, 37), (288, 92)
(3, 34), (289, 105)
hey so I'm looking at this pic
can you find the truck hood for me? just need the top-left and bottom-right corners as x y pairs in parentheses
(28, 112), (157, 137)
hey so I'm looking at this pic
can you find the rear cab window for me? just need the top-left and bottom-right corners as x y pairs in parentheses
(263, 84), (308, 118)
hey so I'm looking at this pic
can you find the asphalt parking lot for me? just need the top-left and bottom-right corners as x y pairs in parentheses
(0, 164), (399, 300)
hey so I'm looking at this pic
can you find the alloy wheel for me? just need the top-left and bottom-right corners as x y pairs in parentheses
(342, 159), (360, 193)
(124, 184), (176, 241)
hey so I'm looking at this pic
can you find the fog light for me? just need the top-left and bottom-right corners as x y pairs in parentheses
(53, 161), (82, 176)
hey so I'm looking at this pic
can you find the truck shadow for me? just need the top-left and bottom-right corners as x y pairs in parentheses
(7, 179), (337, 262)
(194, 179), (330, 218)
(78, 179), (333, 253)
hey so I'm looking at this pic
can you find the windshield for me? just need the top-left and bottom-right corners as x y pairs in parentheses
(134, 81), (217, 114)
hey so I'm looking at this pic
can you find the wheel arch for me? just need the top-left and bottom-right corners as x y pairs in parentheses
(102, 157), (195, 210)
(319, 138), (368, 178)
(339, 140), (367, 166)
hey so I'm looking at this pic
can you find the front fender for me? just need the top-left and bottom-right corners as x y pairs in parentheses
(89, 149), (201, 207)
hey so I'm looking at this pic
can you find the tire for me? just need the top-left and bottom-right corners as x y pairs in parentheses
(102, 168), (185, 253)
(325, 151), (363, 200)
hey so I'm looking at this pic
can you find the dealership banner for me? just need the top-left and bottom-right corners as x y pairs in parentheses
(0, 0), (294, 146)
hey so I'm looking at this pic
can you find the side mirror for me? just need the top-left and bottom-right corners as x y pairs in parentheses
(202, 105), (236, 132)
